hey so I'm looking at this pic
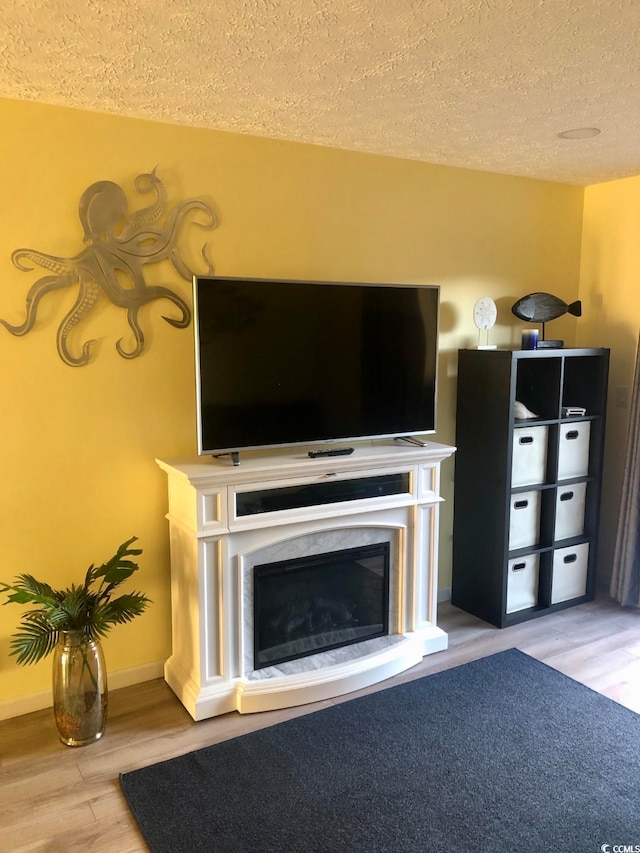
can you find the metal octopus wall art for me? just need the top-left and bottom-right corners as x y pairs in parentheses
(0, 168), (215, 366)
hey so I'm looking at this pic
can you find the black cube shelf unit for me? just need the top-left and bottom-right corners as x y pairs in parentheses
(451, 347), (609, 628)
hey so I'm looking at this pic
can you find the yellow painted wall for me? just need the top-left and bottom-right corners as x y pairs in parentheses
(578, 175), (640, 580)
(0, 97), (585, 713)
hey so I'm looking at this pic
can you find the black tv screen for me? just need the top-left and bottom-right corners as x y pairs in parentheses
(194, 277), (439, 455)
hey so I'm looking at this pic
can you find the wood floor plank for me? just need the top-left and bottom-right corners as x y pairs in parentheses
(0, 594), (638, 852)
(11, 815), (147, 853)
(0, 765), (84, 818)
(0, 801), (95, 851)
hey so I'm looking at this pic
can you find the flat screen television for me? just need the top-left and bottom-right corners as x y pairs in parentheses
(193, 276), (439, 457)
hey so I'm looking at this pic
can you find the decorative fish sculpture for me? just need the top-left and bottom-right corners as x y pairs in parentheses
(512, 292), (582, 323)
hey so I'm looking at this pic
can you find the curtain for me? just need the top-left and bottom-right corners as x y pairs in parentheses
(610, 332), (640, 607)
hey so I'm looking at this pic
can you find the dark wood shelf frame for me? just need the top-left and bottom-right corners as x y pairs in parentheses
(451, 347), (609, 628)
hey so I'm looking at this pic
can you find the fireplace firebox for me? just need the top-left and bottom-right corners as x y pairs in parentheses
(253, 543), (390, 670)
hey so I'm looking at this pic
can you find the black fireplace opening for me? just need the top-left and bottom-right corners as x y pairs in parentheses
(253, 542), (390, 670)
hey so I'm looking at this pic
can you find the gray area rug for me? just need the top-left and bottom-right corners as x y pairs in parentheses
(120, 649), (640, 852)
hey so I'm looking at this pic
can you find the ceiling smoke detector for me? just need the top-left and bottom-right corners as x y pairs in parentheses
(557, 127), (601, 140)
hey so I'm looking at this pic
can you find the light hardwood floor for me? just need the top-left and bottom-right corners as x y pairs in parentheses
(2, 594), (639, 853)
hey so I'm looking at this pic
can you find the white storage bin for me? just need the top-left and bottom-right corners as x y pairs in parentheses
(551, 542), (589, 604)
(554, 482), (587, 541)
(508, 490), (540, 550)
(511, 426), (548, 487)
(557, 422), (591, 480)
(506, 554), (539, 613)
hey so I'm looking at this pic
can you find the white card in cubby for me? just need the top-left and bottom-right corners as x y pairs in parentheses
(557, 422), (591, 480)
(551, 542), (589, 604)
(511, 426), (548, 487)
(508, 489), (540, 551)
(554, 482), (587, 541)
(506, 554), (539, 613)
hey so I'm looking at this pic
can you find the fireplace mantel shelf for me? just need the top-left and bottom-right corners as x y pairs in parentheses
(157, 439), (455, 720)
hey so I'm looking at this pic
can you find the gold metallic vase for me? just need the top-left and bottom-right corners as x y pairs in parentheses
(52, 630), (107, 747)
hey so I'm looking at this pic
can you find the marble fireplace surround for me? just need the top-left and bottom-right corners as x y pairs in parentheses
(243, 526), (400, 680)
(158, 441), (455, 721)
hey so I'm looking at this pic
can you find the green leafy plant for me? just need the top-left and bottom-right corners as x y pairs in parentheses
(0, 536), (150, 665)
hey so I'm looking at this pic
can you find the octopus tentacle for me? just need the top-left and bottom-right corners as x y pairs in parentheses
(0, 274), (75, 335)
(120, 168), (167, 239)
(200, 242), (215, 275)
(168, 241), (215, 279)
(90, 249), (144, 304)
(168, 246), (195, 280)
(111, 227), (166, 259)
(163, 199), (217, 251)
(117, 200), (216, 263)
(116, 307), (145, 360)
(12, 249), (84, 275)
(143, 285), (191, 329)
(56, 278), (100, 367)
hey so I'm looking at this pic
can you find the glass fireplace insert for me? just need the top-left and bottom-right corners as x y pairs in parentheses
(253, 542), (390, 670)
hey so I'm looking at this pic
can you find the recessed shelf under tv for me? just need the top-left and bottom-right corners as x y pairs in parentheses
(235, 472), (411, 516)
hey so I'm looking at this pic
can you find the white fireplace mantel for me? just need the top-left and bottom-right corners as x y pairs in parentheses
(157, 440), (455, 720)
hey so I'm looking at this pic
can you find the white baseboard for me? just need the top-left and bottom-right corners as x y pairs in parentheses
(0, 660), (165, 722)
(109, 660), (165, 691)
(0, 591), (454, 721)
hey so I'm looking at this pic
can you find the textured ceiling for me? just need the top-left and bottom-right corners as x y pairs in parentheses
(2, 0), (640, 185)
